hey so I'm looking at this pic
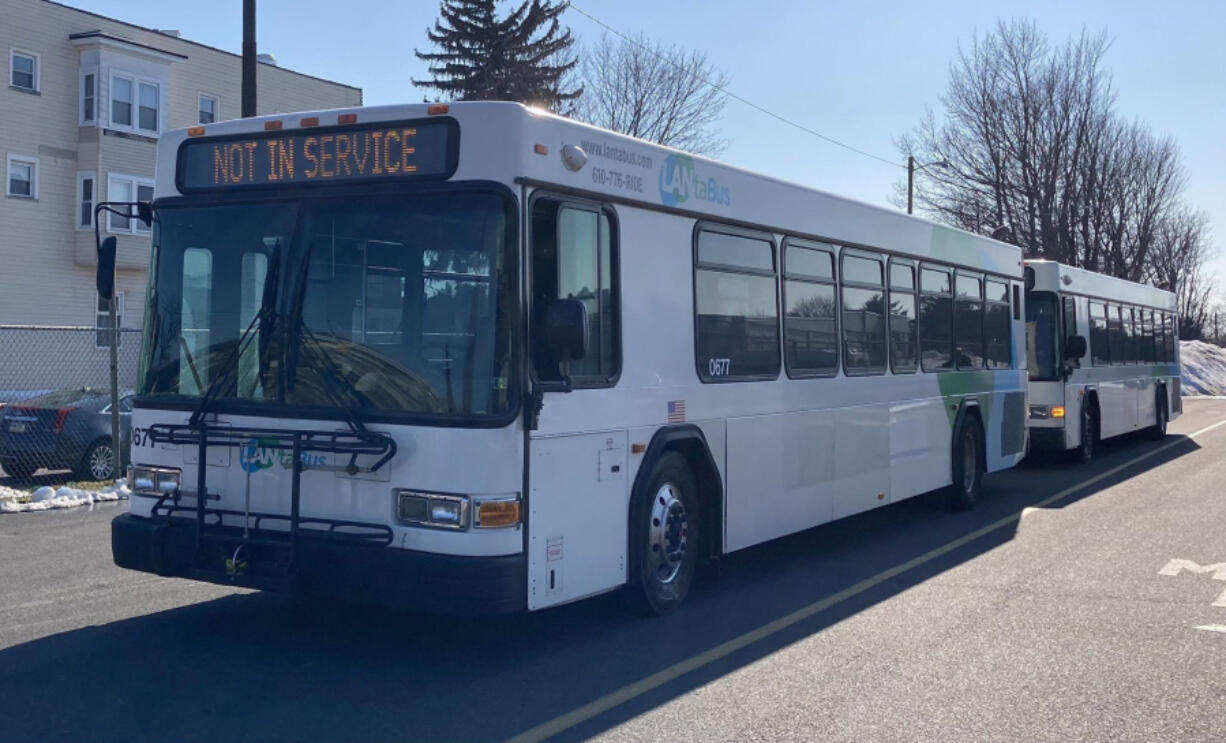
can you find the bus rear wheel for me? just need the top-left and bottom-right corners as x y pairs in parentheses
(1148, 392), (1168, 441)
(945, 417), (983, 511)
(625, 452), (699, 616)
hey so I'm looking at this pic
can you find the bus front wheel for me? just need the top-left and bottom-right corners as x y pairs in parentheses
(945, 417), (983, 511)
(625, 452), (699, 616)
(1074, 403), (1098, 464)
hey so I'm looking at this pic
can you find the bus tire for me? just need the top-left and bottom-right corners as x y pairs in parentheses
(945, 415), (983, 511)
(625, 452), (699, 616)
(1072, 401), (1098, 464)
(1148, 390), (1168, 441)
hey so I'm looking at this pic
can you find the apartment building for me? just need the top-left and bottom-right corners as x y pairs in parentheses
(1, 0), (362, 342)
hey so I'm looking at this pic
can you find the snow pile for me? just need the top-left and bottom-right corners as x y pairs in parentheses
(1180, 340), (1226, 396)
(0, 479), (130, 514)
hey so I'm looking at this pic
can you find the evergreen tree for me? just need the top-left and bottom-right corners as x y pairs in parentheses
(414, 0), (581, 111)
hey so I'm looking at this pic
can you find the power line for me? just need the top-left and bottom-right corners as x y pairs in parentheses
(564, 0), (905, 170)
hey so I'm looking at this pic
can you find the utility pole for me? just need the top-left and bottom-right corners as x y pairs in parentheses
(242, 0), (256, 117)
(906, 156), (914, 215)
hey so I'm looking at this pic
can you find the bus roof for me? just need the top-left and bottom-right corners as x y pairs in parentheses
(1025, 259), (1176, 311)
(155, 101), (1023, 277)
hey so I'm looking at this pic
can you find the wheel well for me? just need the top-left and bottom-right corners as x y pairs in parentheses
(1085, 390), (1100, 419)
(633, 428), (724, 562)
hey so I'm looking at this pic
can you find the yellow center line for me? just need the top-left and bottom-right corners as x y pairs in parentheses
(504, 417), (1226, 743)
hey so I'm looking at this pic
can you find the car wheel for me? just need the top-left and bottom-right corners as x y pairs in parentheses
(77, 439), (116, 481)
(625, 452), (700, 616)
(945, 416), (983, 511)
(1, 457), (38, 480)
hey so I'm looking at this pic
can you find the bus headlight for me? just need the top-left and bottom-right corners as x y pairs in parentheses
(396, 490), (469, 530)
(129, 465), (181, 496)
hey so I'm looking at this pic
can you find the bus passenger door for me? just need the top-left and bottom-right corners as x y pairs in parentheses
(526, 196), (626, 610)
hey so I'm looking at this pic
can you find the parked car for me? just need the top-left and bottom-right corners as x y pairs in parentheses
(0, 388), (132, 481)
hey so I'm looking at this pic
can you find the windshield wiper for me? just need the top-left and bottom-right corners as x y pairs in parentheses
(188, 244), (282, 428)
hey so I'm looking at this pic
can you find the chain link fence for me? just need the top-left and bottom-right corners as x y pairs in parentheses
(0, 326), (141, 482)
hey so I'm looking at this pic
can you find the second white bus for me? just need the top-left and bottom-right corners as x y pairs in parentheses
(1025, 260), (1180, 462)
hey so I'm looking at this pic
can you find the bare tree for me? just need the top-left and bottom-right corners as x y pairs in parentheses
(574, 33), (729, 157)
(897, 19), (1214, 328)
(1146, 208), (1215, 339)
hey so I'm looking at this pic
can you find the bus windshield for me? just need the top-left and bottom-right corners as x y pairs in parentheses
(1025, 291), (1060, 381)
(139, 191), (515, 420)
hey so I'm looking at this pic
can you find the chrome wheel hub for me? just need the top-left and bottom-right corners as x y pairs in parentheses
(647, 483), (688, 584)
(90, 445), (114, 480)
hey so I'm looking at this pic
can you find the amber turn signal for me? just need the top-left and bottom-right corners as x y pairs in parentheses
(475, 500), (521, 528)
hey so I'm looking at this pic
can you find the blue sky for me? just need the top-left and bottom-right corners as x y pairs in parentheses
(73, 0), (1226, 285)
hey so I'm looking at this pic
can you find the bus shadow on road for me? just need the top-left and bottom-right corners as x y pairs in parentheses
(0, 432), (1202, 743)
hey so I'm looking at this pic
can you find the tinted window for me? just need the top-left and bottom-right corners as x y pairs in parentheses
(1123, 307), (1137, 363)
(955, 274), (984, 369)
(698, 230), (774, 272)
(1164, 313), (1176, 362)
(696, 229), (779, 380)
(920, 267), (953, 371)
(889, 293), (918, 372)
(1026, 292), (1060, 379)
(1108, 305), (1124, 364)
(784, 241), (837, 375)
(785, 281), (837, 374)
(1141, 310), (1155, 363)
(843, 286), (886, 373)
(1090, 302), (1110, 366)
(986, 280), (1011, 370)
(786, 245), (834, 280)
(843, 254), (883, 285)
(890, 263), (914, 290)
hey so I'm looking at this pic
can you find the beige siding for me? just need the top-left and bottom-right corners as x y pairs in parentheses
(0, 0), (361, 337)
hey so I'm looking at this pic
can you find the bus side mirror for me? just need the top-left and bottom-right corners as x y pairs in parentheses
(545, 298), (588, 363)
(137, 201), (153, 228)
(96, 236), (117, 301)
(1065, 335), (1087, 360)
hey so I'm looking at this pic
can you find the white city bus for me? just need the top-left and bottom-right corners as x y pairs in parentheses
(111, 102), (1028, 614)
(1024, 260), (1180, 462)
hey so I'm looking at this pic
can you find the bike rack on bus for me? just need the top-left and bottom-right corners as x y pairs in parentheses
(143, 423), (398, 587)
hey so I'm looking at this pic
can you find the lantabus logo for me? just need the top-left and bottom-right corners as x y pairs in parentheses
(658, 153), (731, 208)
(239, 438), (328, 473)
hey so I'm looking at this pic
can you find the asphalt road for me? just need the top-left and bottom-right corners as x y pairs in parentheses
(2, 399), (1225, 743)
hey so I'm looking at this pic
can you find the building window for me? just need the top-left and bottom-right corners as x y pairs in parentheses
(77, 172), (96, 228)
(96, 292), (124, 348)
(10, 49), (38, 91)
(107, 174), (154, 233)
(6, 154), (37, 198)
(198, 93), (218, 124)
(138, 82), (159, 131)
(111, 74), (133, 127)
(693, 226), (780, 381)
(81, 72), (96, 123)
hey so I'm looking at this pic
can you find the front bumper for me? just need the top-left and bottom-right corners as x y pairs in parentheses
(1028, 427), (1068, 452)
(112, 513), (527, 614)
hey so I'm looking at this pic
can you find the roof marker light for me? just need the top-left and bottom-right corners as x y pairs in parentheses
(264, 120), (283, 131)
(338, 113), (357, 124)
(428, 104), (449, 115)
(187, 126), (205, 137)
(534, 144), (548, 156)
(300, 116), (319, 127)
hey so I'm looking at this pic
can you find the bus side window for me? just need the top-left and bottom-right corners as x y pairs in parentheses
(985, 279), (1011, 369)
(783, 240), (838, 376)
(1090, 302), (1110, 366)
(919, 266), (953, 371)
(531, 198), (620, 385)
(840, 252), (887, 375)
(954, 272), (984, 370)
(1062, 295), (1078, 367)
(887, 260), (918, 373)
(694, 226), (780, 381)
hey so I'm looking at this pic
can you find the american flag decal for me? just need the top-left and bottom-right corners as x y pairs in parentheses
(667, 400), (686, 424)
